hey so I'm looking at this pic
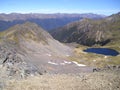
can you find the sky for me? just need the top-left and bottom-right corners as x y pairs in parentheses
(0, 0), (120, 15)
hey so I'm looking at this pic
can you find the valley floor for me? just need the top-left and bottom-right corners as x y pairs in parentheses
(3, 71), (120, 90)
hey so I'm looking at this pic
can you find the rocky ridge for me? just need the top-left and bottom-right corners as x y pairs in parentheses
(0, 13), (105, 32)
(51, 12), (120, 46)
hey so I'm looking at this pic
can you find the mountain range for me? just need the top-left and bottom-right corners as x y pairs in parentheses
(0, 13), (105, 32)
(51, 12), (120, 46)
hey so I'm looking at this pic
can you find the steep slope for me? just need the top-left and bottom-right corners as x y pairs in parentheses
(1, 22), (72, 56)
(51, 12), (120, 46)
(0, 22), (72, 78)
(0, 22), (93, 79)
(0, 13), (105, 31)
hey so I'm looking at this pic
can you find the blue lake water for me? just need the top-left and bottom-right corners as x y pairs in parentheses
(83, 48), (119, 56)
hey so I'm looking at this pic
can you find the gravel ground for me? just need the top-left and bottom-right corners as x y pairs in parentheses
(3, 71), (120, 90)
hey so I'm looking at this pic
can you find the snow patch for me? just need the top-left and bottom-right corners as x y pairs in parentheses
(48, 61), (58, 65)
(104, 56), (107, 58)
(64, 61), (71, 64)
(72, 61), (86, 66)
(60, 63), (66, 65)
(66, 55), (70, 57)
(93, 60), (96, 62)
(48, 60), (72, 66)
(60, 61), (72, 65)
(46, 54), (52, 57)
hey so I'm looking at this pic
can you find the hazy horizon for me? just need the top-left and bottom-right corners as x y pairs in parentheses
(0, 12), (108, 16)
(0, 0), (120, 15)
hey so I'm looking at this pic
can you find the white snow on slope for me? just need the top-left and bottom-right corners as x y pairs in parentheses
(48, 61), (58, 65)
(72, 61), (86, 66)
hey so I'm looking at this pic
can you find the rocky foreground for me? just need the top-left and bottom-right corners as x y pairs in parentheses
(1, 71), (119, 90)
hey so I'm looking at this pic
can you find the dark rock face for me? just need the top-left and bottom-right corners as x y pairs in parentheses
(51, 19), (111, 46)
(51, 12), (120, 46)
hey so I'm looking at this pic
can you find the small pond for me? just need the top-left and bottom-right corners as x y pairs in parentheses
(83, 48), (119, 56)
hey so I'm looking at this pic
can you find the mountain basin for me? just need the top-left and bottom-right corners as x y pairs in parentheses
(83, 48), (119, 56)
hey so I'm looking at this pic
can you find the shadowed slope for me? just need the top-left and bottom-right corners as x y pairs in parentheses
(51, 12), (120, 46)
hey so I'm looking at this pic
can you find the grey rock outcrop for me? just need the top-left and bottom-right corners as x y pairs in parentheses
(0, 43), (42, 79)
